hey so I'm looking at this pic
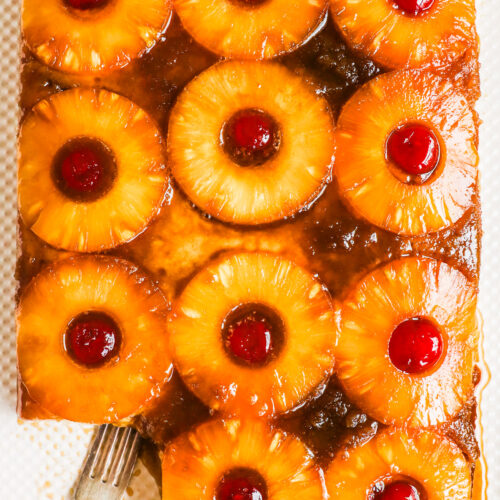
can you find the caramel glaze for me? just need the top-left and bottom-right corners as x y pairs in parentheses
(17, 12), (482, 491)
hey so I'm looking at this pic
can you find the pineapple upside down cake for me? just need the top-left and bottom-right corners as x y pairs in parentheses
(17, 0), (483, 498)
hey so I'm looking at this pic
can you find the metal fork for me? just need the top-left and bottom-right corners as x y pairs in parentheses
(73, 425), (142, 500)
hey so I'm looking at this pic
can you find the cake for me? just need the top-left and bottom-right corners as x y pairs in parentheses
(17, 0), (483, 498)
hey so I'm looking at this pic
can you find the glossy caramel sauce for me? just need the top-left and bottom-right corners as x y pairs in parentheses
(17, 12), (482, 493)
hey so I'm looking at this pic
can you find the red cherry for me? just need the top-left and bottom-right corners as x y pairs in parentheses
(53, 139), (116, 201)
(66, 0), (108, 10)
(217, 476), (266, 500)
(66, 313), (120, 367)
(392, 0), (435, 16)
(387, 124), (440, 176)
(375, 481), (421, 500)
(60, 148), (104, 193)
(231, 111), (274, 153)
(235, 0), (268, 6)
(389, 318), (443, 374)
(223, 109), (279, 166)
(228, 317), (273, 365)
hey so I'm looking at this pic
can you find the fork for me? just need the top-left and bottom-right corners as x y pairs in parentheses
(73, 425), (142, 500)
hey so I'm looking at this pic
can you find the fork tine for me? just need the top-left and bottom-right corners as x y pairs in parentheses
(89, 424), (114, 478)
(73, 425), (142, 500)
(113, 428), (141, 487)
(100, 426), (123, 483)
(107, 427), (130, 484)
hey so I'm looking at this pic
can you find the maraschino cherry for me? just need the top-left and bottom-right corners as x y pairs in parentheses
(60, 148), (105, 193)
(227, 315), (273, 365)
(389, 317), (443, 374)
(217, 469), (267, 500)
(224, 109), (280, 166)
(375, 481), (421, 500)
(53, 138), (116, 201)
(387, 123), (440, 177)
(217, 476), (266, 500)
(66, 312), (121, 367)
(235, 0), (268, 6)
(66, 0), (109, 10)
(392, 0), (435, 16)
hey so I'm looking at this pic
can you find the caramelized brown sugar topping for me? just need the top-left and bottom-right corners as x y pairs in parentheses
(18, 8), (481, 493)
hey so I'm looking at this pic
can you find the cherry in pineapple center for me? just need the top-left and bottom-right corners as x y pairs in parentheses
(65, 311), (121, 367)
(232, 0), (269, 6)
(222, 109), (281, 167)
(217, 468), (268, 500)
(387, 123), (440, 180)
(65, 0), (109, 10)
(392, 0), (435, 16)
(52, 137), (117, 202)
(389, 317), (443, 374)
(222, 304), (284, 366)
(374, 480), (422, 500)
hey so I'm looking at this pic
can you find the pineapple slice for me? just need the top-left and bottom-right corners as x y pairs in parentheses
(168, 61), (335, 225)
(17, 256), (172, 423)
(18, 88), (169, 252)
(336, 257), (478, 427)
(169, 252), (337, 416)
(162, 419), (324, 499)
(330, 0), (476, 69)
(23, 0), (172, 74)
(326, 428), (471, 499)
(174, 0), (327, 60)
(335, 69), (478, 236)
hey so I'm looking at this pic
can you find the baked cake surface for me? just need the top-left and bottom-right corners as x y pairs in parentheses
(16, 0), (484, 498)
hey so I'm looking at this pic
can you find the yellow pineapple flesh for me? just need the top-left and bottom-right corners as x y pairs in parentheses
(18, 88), (169, 252)
(330, 0), (476, 69)
(336, 257), (478, 427)
(335, 69), (478, 236)
(162, 419), (324, 499)
(23, 0), (172, 74)
(326, 428), (471, 499)
(17, 255), (172, 423)
(168, 252), (337, 417)
(168, 61), (335, 225)
(174, 0), (328, 60)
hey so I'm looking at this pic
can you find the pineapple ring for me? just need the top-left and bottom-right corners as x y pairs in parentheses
(325, 428), (471, 499)
(169, 252), (337, 416)
(23, 0), (172, 74)
(174, 0), (327, 60)
(330, 0), (476, 69)
(18, 88), (169, 252)
(335, 70), (478, 235)
(162, 419), (324, 499)
(17, 256), (173, 424)
(168, 61), (335, 225)
(336, 257), (478, 427)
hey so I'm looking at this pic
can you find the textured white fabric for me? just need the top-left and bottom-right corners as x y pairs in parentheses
(0, 0), (498, 498)
(476, 0), (500, 495)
